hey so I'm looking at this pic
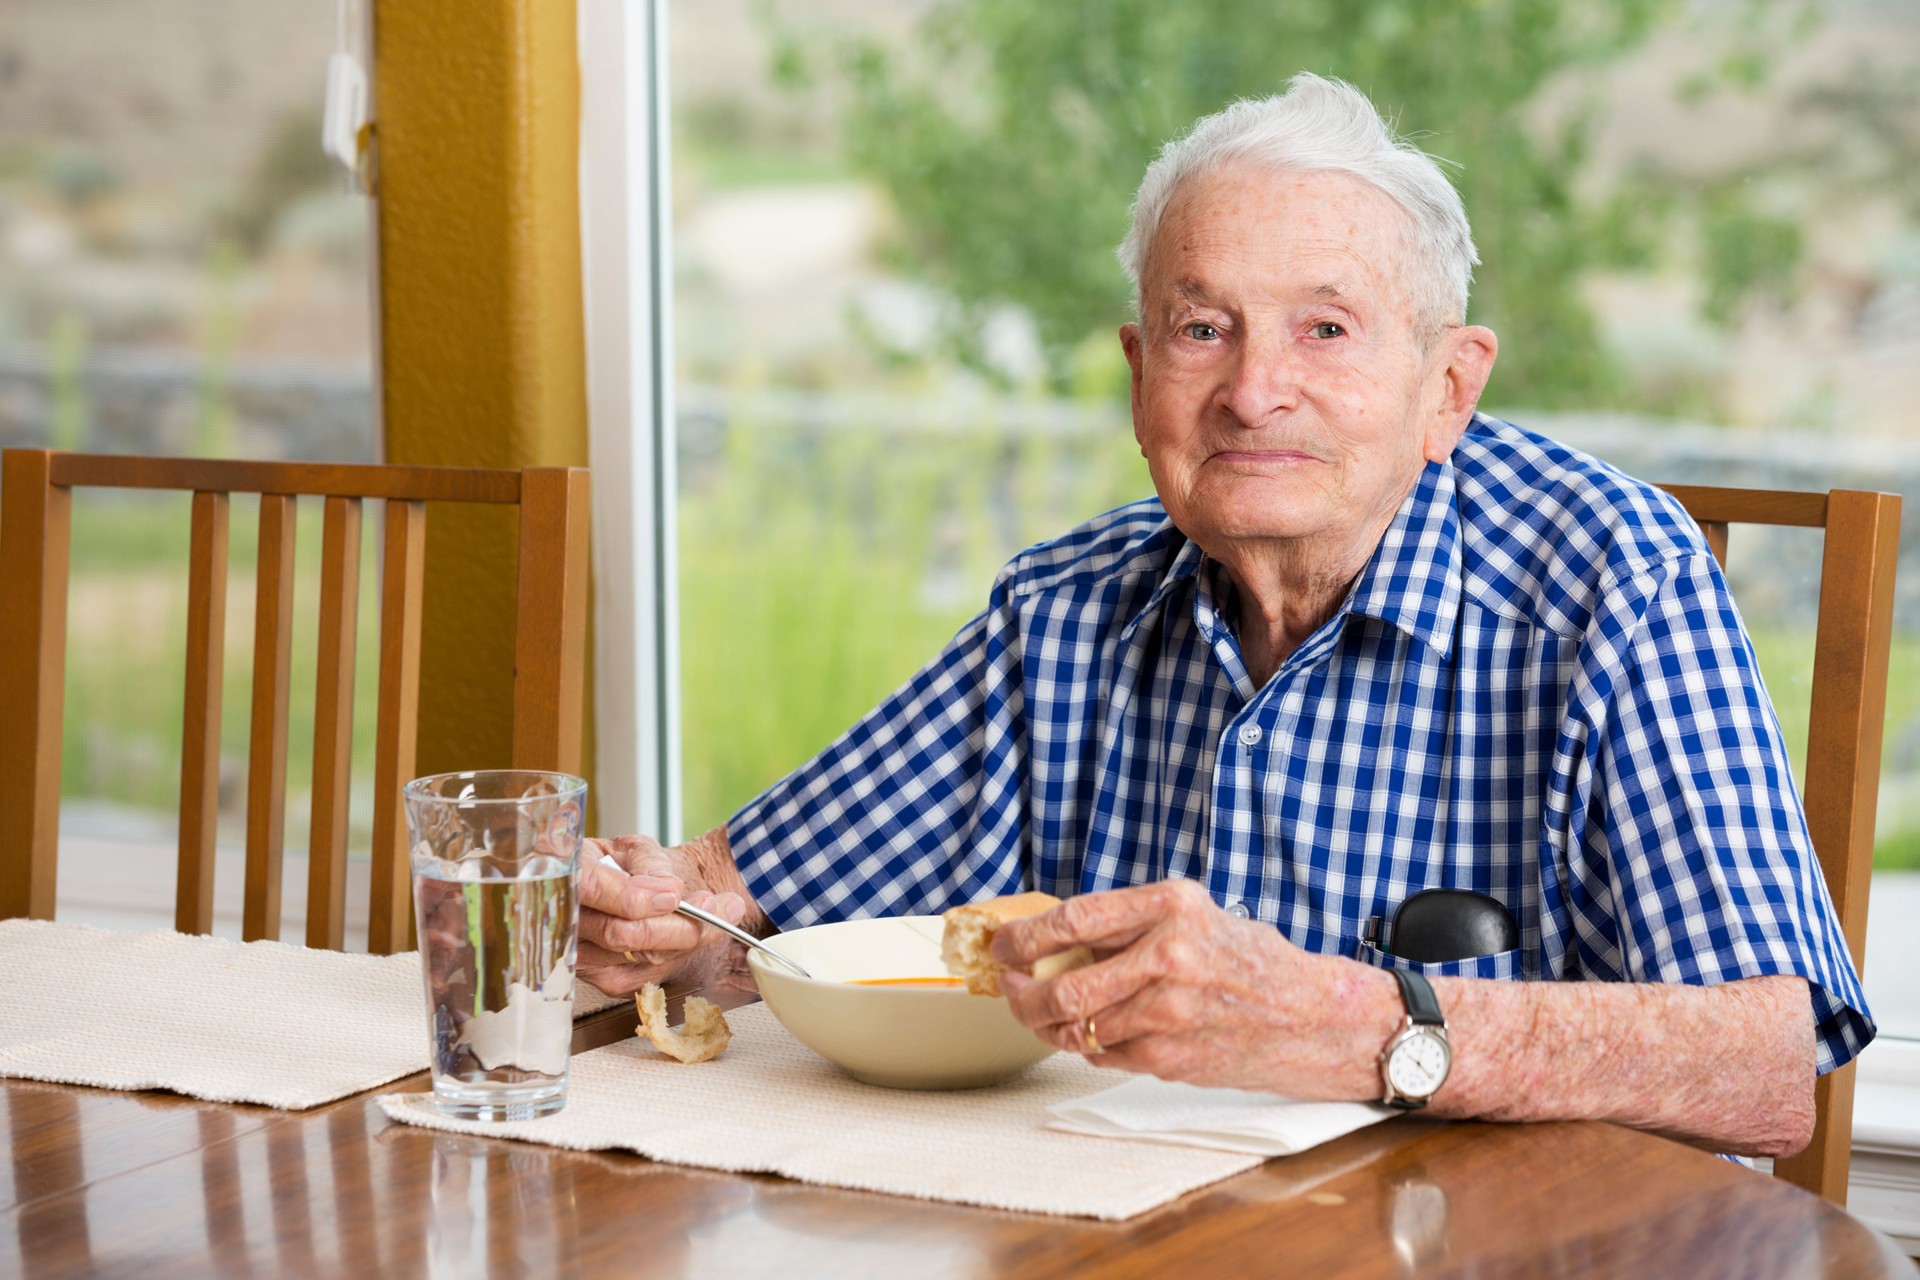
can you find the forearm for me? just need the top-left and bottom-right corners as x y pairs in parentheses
(998, 885), (1820, 1156)
(680, 825), (771, 936)
(1425, 972), (1816, 1157)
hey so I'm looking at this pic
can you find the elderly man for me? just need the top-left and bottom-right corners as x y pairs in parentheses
(579, 74), (1869, 1157)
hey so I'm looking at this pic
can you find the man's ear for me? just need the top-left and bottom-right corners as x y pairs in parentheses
(1120, 322), (1146, 448)
(1423, 324), (1498, 463)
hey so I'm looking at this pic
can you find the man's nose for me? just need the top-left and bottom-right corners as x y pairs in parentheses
(1214, 331), (1301, 427)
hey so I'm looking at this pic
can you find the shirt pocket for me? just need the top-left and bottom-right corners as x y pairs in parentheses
(1352, 938), (1524, 982)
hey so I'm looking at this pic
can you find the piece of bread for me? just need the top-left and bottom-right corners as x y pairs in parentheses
(941, 891), (1094, 996)
(635, 982), (732, 1063)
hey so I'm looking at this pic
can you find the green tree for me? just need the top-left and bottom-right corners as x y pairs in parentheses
(795, 0), (1684, 408)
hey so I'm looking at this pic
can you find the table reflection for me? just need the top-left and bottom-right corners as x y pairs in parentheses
(196, 1110), (250, 1275)
(7, 1089), (91, 1278)
(430, 1138), (563, 1277)
(684, 1180), (986, 1280)
(266, 1114), (318, 1272)
(0, 1079), (1904, 1280)
(1384, 1171), (1449, 1274)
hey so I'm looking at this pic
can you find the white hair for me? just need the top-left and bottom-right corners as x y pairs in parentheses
(1118, 73), (1479, 334)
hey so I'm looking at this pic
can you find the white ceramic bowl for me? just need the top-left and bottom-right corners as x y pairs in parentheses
(746, 915), (1056, 1090)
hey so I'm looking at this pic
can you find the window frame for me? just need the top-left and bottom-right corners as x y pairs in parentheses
(579, 0), (682, 841)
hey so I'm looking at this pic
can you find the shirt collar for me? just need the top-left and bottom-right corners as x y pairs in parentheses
(1137, 457), (1463, 662)
(1346, 456), (1463, 660)
(1136, 526), (1208, 621)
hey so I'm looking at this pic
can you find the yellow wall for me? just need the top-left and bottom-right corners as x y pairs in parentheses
(371, 0), (592, 782)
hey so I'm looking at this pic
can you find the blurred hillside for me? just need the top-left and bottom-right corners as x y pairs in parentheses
(0, 0), (333, 186)
(0, 0), (369, 381)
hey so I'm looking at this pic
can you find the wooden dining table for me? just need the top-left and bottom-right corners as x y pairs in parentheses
(2, 990), (1910, 1280)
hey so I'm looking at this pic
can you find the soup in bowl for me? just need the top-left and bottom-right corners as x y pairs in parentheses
(746, 915), (1056, 1089)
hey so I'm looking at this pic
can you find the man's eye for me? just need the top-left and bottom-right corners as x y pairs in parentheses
(1184, 322), (1221, 341)
(1310, 322), (1346, 339)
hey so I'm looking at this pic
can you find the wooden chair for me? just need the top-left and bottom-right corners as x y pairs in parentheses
(0, 450), (589, 955)
(1661, 484), (1902, 1207)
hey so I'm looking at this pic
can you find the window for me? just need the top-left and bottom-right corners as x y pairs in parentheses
(638, 1), (1919, 1217)
(659, 2), (1918, 1016)
(665, 4), (1149, 840)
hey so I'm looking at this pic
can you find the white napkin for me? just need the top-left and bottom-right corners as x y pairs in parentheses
(1047, 1075), (1394, 1155)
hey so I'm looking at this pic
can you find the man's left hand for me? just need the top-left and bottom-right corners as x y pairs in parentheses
(994, 880), (1397, 1101)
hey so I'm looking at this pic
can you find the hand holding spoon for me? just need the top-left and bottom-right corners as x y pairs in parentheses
(595, 853), (812, 979)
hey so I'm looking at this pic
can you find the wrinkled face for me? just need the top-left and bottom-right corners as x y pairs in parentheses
(1123, 164), (1463, 565)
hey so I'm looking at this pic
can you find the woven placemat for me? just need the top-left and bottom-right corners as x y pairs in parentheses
(379, 1002), (1264, 1220)
(0, 919), (426, 1108)
(0, 919), (622, 1109)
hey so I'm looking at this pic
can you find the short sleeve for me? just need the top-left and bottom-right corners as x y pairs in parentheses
(727, 569), (1032, 928)
(1571, 552), (1873, 1074)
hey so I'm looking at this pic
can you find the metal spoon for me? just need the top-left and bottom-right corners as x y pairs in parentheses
(673, 900), (813, 980)
(595, 852), (812, 979)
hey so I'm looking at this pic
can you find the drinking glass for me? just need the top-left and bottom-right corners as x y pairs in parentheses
(404, 769), (588, 1120)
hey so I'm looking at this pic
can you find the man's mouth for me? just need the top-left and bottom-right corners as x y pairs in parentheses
(1208, 449), (1318, 465)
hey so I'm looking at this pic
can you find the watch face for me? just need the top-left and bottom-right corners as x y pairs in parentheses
(1388, 1030), (1450, 1098)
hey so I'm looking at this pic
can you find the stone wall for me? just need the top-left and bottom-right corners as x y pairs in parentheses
(0, 347), (375, 462)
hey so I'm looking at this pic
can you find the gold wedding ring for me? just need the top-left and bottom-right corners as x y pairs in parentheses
(1084, 1015), (1104, 1055)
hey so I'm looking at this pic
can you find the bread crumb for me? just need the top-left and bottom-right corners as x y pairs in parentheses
(635, 983), (732, 1063)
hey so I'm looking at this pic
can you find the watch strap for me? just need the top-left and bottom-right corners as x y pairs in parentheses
(1391, 969), (1445, 1026)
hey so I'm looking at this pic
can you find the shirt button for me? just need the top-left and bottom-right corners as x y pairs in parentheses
(1237, 723), (1263, 746)
(1227, 901), (1251, 920)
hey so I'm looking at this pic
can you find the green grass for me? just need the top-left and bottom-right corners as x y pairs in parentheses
(1875, 827), (1920, 873)
(675, 143), (854, 190)
(675, 412), (1150, 832)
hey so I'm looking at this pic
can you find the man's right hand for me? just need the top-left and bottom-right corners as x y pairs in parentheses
(577, 832), (752, 996)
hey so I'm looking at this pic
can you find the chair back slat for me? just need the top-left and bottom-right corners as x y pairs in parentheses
(1770, 489), (1903, 1204)
(1699, 520), (1729, 569)
(49, 453), (523, 504)
(306, 496), (363, 951)
(1800, 489), (1902, 963)
(243, 494), (298, 942)
(368, 500), (427, 955)
(1782, 1070), (1858, 1211)
(2, 449), (587, 954)
(0, 450), (72, 921)
(510, 468), (592, 775)
(1660, 484), (1829, 528)
(1662, 483), (1902, 1209)
(176, 491), (231, 935)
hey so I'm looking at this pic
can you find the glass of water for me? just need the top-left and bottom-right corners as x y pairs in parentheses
(404, 769), (587, 1121)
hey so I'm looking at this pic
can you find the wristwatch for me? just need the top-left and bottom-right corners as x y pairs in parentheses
(1379, 969), (1451, 1109)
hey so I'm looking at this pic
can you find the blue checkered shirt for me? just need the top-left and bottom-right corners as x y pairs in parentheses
(729, 414), (1873, 1073)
